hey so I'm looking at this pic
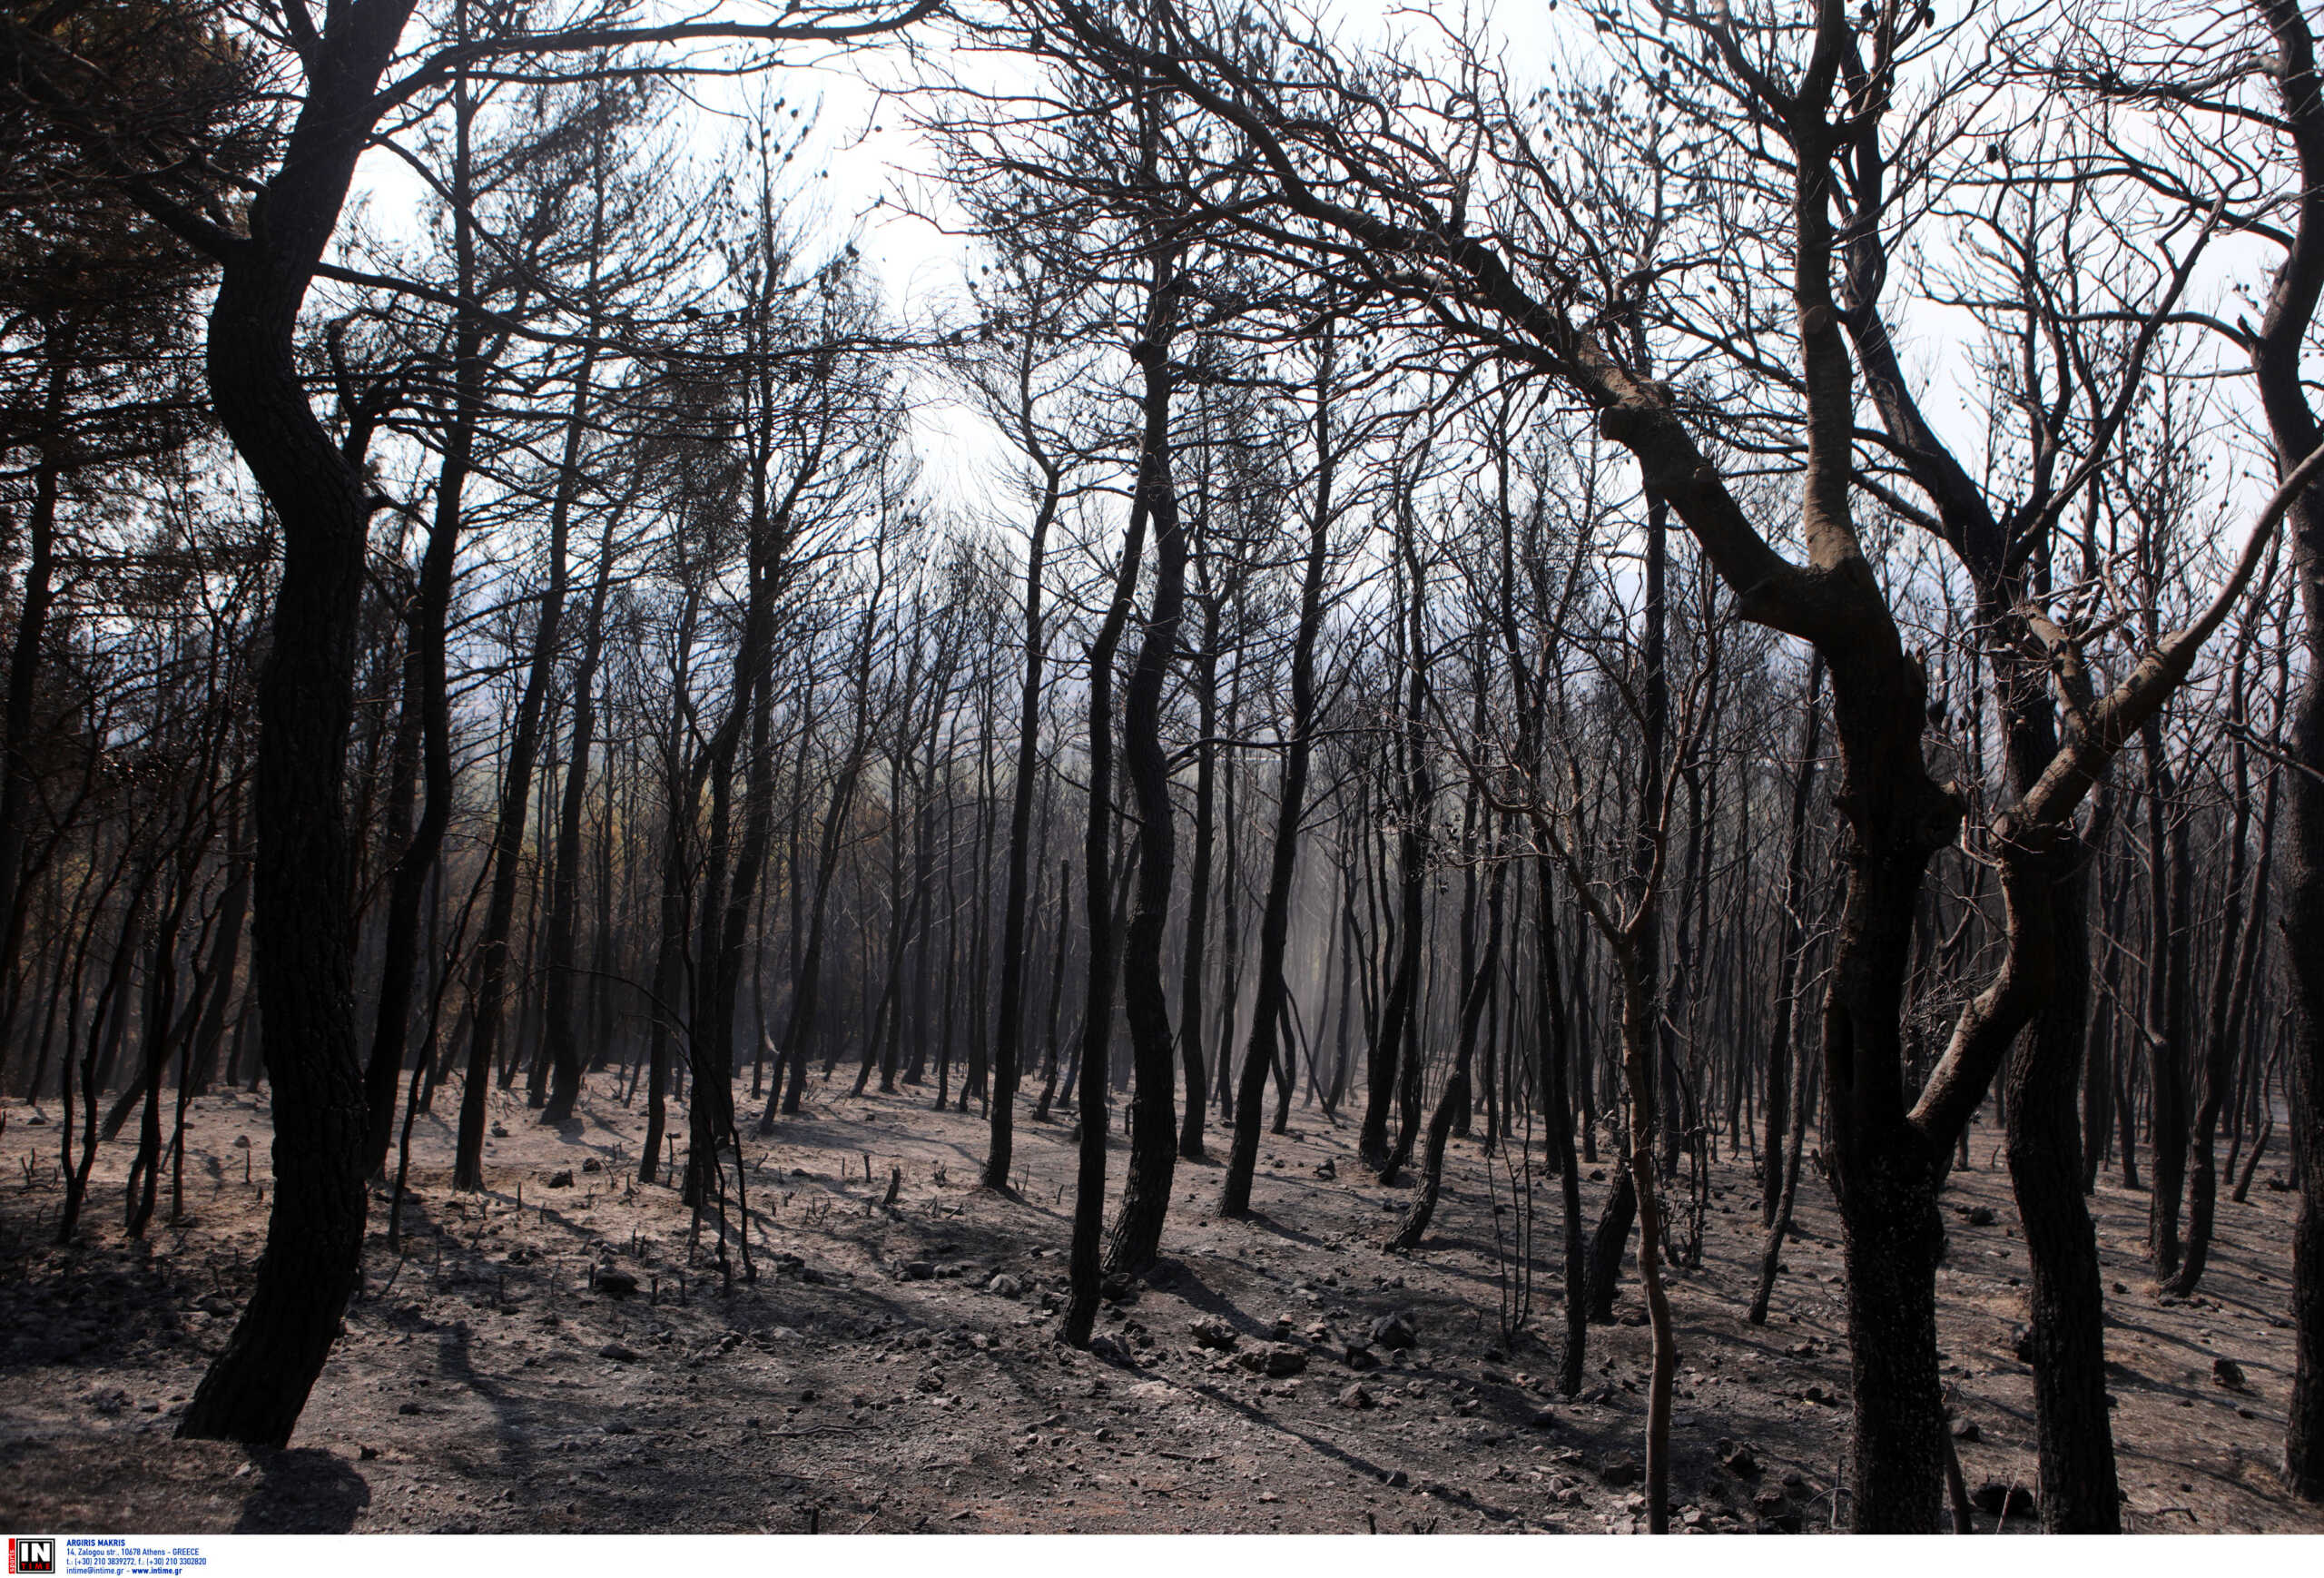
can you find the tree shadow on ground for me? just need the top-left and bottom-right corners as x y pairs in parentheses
(231, 1447), (369, 1532)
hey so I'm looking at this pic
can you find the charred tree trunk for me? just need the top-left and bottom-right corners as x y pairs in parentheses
(1220, 326), (1337, 1217)
(1364, 516), (1430, 1182)
(175, 0), (422, 1445)
(981, 424), (1059, 1185)
(2141, 714), (2193, 1279)
(1062, 468), (1149, 1344)
(2254, 0), (2324, 1500)
(1392, 826), (1504, 1249)
(0, 338), (70, 1009)
(1177, 593), (1219, 1162)
(539, 501), (622, 1124)
(1103, 265), (1186, 1278)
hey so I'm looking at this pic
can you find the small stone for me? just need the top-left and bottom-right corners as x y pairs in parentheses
(490, 1123), (509, 1139)
(547, 1169), (574, 1188)
(1337, 1384), (1376, 1410)
(1965, 1205), (1996, 1227)
(1236, 1342), (1307, 1377)
(1526, 1407), (1559, 1430)
(594, 1268), (638, 1298)
(1752, 1489), (1787, 1514)
(1088, 1333), (1131, 1364)
(1615, 1305), (1650, 1327)
(987, 1273), (1026, 1297)
(1189, 1316), (1238, 1350)
(901, 1261), (935, 1281)
(397, 1402), (423, 1415)
(1370, 1310), (1418, 1350)
(581, 1157), (604, 1173)
(598, 1342), (640, 1362)
(602, 1421), (635, 1435)
(1952, 1418), (1981, 1443)
(1600, 1455), (1643, 1488)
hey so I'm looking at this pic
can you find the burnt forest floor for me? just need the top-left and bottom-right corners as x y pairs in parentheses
(1, 1070), (2319, 1534)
